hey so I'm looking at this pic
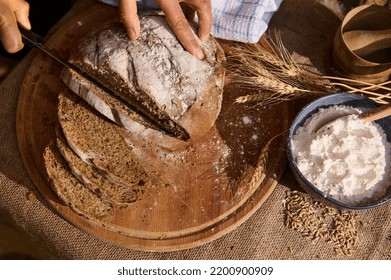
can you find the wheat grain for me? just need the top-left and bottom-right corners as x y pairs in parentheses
(283, 190), (359, 257)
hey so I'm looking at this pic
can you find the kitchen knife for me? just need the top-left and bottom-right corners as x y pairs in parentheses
(18, 23), (190, 141)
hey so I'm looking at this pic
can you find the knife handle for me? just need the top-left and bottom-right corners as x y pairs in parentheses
(18, 23), (44, 46)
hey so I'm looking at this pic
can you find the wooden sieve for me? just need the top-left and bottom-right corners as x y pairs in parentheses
(332, 5), (391, 84)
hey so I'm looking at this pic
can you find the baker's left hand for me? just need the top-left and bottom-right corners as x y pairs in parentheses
(119, 0), (212, 60)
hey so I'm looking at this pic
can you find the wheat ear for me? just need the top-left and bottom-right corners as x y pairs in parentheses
(227, 33), (390, 106)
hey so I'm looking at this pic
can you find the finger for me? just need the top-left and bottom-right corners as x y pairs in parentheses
(193, 0), (212, 42)
(0, 3), (23, 53)
(180, 3), (195, 20)
(119, 0), (140, 41)
(182, 0), (211, 42)
(157, 0), (204, 59)
(14, 0), (31, 29)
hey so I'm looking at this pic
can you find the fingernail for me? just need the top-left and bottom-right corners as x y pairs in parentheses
(25, 21), (32, 30)
(195, 48), (204, 60)
(19, 19), (31, 30)
(129, 28), (137, 41)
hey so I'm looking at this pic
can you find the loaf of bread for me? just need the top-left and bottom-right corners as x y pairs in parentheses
(61, 15), (225, 150)
(44, 15), (226, 221)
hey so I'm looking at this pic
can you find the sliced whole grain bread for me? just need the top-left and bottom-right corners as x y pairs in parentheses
(61, 15), (225, 150)
(43, 143), (113, 220)
(56, 127), (145, 205)
(58, 90), (152, 189)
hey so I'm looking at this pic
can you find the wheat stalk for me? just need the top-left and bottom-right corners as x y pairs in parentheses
(324, 76), (391, 104)
(247, 131), (287, 191)
(227, 34), (391, 106)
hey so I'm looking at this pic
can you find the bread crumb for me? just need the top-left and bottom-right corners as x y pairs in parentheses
(26, 191), (37, 202)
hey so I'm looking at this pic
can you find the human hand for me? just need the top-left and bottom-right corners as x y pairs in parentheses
(0, 0), (30, 53)
(119, 0), (212, 59)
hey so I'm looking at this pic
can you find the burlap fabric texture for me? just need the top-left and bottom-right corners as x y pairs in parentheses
(0, 0), (390, 259)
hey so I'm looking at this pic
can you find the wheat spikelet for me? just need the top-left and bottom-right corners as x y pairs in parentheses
(228, 42), (323, 105)
(247, 131), (287, 191)
(227, 33), (391, 106)
(227, 43), (334, 105)
(235, 92), (294, 105)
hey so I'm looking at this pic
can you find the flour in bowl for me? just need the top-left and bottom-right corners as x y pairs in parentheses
(292, 105), (391, 205)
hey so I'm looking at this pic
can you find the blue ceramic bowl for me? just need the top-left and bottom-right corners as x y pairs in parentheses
(287, 93), (391, 210)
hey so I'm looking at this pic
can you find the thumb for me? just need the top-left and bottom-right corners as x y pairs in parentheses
(0, 0), (30, 53)
(0, 3), (23, 53)
(14, 0), (31, 30)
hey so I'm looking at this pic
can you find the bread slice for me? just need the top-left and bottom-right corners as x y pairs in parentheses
(43, 143), (113, 220)
(58, 89), (151, 189)
(56, 127), (144, 205)
(61, 15), (225, 150)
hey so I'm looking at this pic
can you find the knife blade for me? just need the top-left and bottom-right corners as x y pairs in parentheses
(18, 23), (190, 141)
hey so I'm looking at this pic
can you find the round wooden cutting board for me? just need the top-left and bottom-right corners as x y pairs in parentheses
(16, 3), (294, 251)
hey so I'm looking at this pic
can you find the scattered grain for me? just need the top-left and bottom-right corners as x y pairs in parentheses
(283, 190), (359, 256)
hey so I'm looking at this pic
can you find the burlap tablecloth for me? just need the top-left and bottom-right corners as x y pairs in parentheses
(1, 0), (390, 260)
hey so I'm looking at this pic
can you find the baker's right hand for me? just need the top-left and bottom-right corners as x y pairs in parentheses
(0, 0), (31, 53)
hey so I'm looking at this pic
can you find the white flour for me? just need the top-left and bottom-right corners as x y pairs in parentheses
(292, 105), (391, 205)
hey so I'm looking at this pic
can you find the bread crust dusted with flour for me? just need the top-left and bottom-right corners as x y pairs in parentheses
(61, 15), (225, 150)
